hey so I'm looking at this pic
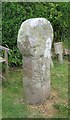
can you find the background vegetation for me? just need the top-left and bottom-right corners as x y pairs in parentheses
(2, 2), (69, 66)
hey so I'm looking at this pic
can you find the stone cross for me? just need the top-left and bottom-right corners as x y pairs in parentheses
(54, 42), (63, 64)
(17, 18), (53, 104)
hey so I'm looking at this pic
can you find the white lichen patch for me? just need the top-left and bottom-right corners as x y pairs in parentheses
(29, 37), (35, 46)
(44, 37), (52, 58)
(30, 19), (39, 27)
(42, 64), (46, 73)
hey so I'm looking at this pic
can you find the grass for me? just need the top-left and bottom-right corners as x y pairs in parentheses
(0, 87), (2, 120)
(2, 57), (69, 118)
(2, 68), (44, 118)
(51, 58), (68, 99)
(0, 63), (2, 119)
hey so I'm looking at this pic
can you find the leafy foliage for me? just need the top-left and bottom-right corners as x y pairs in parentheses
(2, 2), (69, 66)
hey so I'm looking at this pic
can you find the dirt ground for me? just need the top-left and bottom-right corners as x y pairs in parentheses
(28, 89), (68, 118)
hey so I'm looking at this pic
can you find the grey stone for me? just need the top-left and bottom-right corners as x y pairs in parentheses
(17, 18), (53, 104)
(54, 42), (63, 64)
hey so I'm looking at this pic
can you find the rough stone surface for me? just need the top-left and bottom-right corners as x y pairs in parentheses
(54, 42), (63, 64)
(17, 18), (53, 104)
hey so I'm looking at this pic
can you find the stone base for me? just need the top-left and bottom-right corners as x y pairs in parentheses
(23, 81), (51, 105)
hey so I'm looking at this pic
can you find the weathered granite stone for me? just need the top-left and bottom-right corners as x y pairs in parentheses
(54, 42), (63, 64)
(17, 18), (53, 104)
